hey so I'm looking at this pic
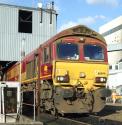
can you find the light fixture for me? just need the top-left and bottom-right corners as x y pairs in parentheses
(79, 37), (85, 43)
(79, 72), (86, 78)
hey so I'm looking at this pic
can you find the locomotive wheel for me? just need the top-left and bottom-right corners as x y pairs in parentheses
(40, 99), (46, 113)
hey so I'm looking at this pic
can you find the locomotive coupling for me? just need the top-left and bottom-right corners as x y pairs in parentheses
(59, 87), (84, 100)
(62, 87), (75, 99)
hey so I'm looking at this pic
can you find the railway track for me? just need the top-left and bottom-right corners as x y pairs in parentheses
(39, 113), (89, 125)
(69, 114), (122, 125)
(14, 104), (122, 125)
(66, 103), (122, 125)
(1, 113), (122, 125)
(38, 103), (122, 125)
(38, 112), (122, 125)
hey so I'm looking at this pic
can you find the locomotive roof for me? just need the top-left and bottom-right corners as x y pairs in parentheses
(42, 25), (106, 46)
(20, 25), (106, 62)
(59, 25), (106, 42)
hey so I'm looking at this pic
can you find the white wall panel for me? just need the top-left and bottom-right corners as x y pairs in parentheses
(0, 3), (57, 61)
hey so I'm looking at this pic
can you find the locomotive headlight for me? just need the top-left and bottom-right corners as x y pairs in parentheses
(100, 78), (104, 82)
(95, 77), (107, 83)
(59, 76), (64, 81)
(56, 75), (69, 83)
(79, 72), (86, 78)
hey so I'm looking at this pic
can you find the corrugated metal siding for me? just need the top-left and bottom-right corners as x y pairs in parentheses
(0, 5), (18, 61)
(0, 4), (57, 61)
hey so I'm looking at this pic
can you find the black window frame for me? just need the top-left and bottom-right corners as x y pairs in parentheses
(56, 42), (79, 60)
(109, 65), (112, 70)
(83, 44), (104, 61)
(26, 60), (35, 79)
(43, 46), (51, 63)
(18, 10), (32, 33)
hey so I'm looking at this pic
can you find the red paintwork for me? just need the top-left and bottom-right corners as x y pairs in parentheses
(79, 44), (84, 61)
(7, 62), (19, 72)
(104, 48), (108, 63)
(41, 63), (52, 76)
(21, 61), (26, 73)
(52, 43), (56, 60)
(6, 62), (20, 81)
(8, 77), (19, 81)
(62, 37), (80, 43)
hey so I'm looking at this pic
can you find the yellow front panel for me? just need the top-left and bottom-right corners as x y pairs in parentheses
(53, 61), (108, 91)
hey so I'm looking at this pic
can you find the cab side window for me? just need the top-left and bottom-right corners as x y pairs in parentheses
(26, 60), (34, 79)
(43, 47), (51, 63)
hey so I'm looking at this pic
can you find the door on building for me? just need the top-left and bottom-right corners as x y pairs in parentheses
(4, 88), (17, 114)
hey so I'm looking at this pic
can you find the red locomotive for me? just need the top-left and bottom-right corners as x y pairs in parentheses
(6, 25), (111, 115)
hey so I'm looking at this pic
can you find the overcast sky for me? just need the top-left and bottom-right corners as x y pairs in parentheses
(0, 0), (122, 32)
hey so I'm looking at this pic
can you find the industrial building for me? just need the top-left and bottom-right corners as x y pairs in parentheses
(0, 2), (57, 120)
(106, 62), (122, 89)
(0, 3), (57, 63)
(99, 16), (122, 89)
(99, 16), (122, 65)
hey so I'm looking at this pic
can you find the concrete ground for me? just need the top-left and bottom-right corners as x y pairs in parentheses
(102, 103), (122, 122)
(0, 114), (16, 123)
(0, 103), (121, 124)
(0, 114), (43, 124)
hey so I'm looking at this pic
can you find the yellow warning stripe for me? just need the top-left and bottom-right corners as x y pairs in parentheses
(21, 75), (52, 84)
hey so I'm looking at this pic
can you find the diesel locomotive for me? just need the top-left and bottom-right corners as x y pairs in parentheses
(6, 25), (111, 115)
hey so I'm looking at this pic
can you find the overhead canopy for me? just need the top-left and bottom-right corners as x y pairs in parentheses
(0, 61), (16, 72)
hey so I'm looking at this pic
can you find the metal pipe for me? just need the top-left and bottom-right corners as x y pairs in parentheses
(33, 87), (36, 121)
(20, 91), (23, 116)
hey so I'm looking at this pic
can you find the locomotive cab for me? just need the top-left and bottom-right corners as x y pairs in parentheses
(51, 35), (110, 114)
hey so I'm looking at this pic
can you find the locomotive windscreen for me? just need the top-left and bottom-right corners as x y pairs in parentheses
(84, 44), (104, 61)
(57, 42), (79, 60)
